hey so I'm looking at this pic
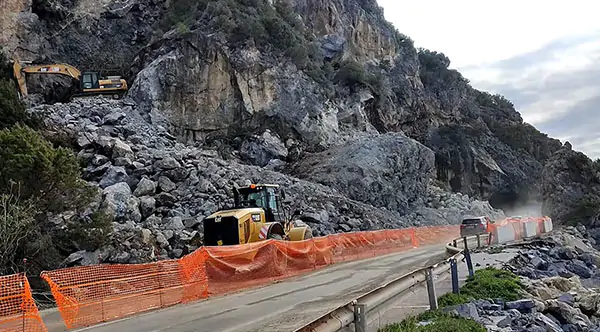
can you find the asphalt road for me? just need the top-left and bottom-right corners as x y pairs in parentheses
(43, 244), (452, 332)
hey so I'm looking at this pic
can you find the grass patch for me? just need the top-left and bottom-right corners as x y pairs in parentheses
(379, 310), (485, 332)
(437, 267), (522, 306)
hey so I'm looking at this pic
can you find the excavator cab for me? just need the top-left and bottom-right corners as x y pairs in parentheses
(81, 72), (100, 90)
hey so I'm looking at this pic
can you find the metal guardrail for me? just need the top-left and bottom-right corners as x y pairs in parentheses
(295, 233), (491, 332)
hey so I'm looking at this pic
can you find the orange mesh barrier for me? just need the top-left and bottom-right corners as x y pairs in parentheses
(414, 225), (460, 245)
(0, 273), (47, 332)
(41, 225), (467, 329)
(41, 257), (208, 329)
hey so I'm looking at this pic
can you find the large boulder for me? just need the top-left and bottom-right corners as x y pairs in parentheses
(292, 132), (435, 214)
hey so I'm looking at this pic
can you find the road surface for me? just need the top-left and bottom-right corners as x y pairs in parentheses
(44, 244), (452, 332)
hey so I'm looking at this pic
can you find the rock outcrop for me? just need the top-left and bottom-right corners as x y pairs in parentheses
(3, 0), (565, 211)
(33, 96), (503, 265)
(542, 145), (600, 225)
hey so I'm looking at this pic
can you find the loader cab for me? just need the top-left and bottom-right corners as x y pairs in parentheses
(81, 72), (100, 90)
(234, 184), (284, 223)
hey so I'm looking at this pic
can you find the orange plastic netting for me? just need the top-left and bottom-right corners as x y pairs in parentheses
(39, 225), (461, 329)
(41, 257), (208, 329)
(0, 273), (47, 332)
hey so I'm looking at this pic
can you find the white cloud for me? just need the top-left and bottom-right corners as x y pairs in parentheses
(378, 0), (600, 68)
(377, 0), (600, 158)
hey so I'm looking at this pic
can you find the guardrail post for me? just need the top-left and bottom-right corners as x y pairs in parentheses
(476, 234), (481, 248)
(425, 267), (438, 310)
(450, 258), (459, 294)
(354, 303), (367, 332)
(464, 247), (474, 278)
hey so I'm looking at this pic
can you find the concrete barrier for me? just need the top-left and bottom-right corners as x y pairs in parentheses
(491, 217), (553, 245)
(522, 220), (538, 238)
(542, 218), (553, 233)
(491, 223), (517, 244)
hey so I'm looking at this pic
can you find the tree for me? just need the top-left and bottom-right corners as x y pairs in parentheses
(0, 193), (40, 274)
(0, 124), (93, 214)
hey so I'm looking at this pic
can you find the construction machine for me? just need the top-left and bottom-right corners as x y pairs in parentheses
(203, 183), (313, 246)
(11, 58), (128, 100)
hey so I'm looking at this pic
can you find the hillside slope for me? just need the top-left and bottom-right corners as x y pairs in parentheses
(0, 0), (567, 266)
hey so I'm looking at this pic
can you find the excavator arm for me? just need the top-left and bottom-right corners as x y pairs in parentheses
(12, 60), (81, 97)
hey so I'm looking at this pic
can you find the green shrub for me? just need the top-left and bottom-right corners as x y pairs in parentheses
(380, 310), (485, 332)
(437, 267), (523, 307)
(59, 210), (113, 252)
(0, 124), (93, 214)
(438, 292), (470, 307)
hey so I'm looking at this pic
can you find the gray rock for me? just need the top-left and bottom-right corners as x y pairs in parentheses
(158, 176), (176, 192)
(61, 250), (100, 267)
(89, 162), (111, 177)
(320, 34), (346, 59)
(443, 303), (479, 320)
(140, 229), (152, 245)
(134, 177), (157, 196)
(112, 138), (134, 159)
(155, 157), (181, 170)
(505, 299), (535, 312)
(568, 261), (592, 279)
(240, 130), (288, 167)
(100, 182), (132, 220)
(293, 133), (435, 215)
(139, 196), (156, 218)
(166, 217), (185, 230)
(104, 112), (126, 125)
(99, 166), (129, 188)
(114, 157), (133, 167)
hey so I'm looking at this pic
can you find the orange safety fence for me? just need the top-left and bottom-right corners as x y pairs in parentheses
(39, 225), (465, 329)
(41, 257), (208, 329)
(414, 225), (461, 246)
(0, 272), (47, 332)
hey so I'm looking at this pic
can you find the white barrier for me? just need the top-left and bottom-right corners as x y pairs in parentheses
(491, 223), (517, 244)
(522, 220), (538, 238)
(491, 217), (553, 245)
(542, 218), (553, 233)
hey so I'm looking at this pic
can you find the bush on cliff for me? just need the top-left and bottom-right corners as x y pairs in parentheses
(0, 124), (93, 214)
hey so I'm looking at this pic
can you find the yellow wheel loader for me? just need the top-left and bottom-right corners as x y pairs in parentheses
(11, 58), (128, 100)
(203, 184), (313, 246)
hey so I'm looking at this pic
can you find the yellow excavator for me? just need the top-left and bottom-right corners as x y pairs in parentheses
(11, 58), (128, 100)
(203, 184), (313, 246)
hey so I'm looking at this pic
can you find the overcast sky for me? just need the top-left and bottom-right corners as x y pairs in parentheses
(378, 0), (600, 159)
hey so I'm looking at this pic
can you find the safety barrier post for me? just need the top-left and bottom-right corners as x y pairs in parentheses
(425, 267), (438, 310)
(410, 228), (418, 248)
(353, 303), (367, 332)
(464, 248), (474, 278)
(476, 234), (481, 248)
(450, 258), (459, 294)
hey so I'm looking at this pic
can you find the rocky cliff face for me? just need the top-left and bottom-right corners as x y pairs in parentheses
(3, 0), (564, 210)
(542, 144), (600, 226)
(1, 0), (568, 265)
